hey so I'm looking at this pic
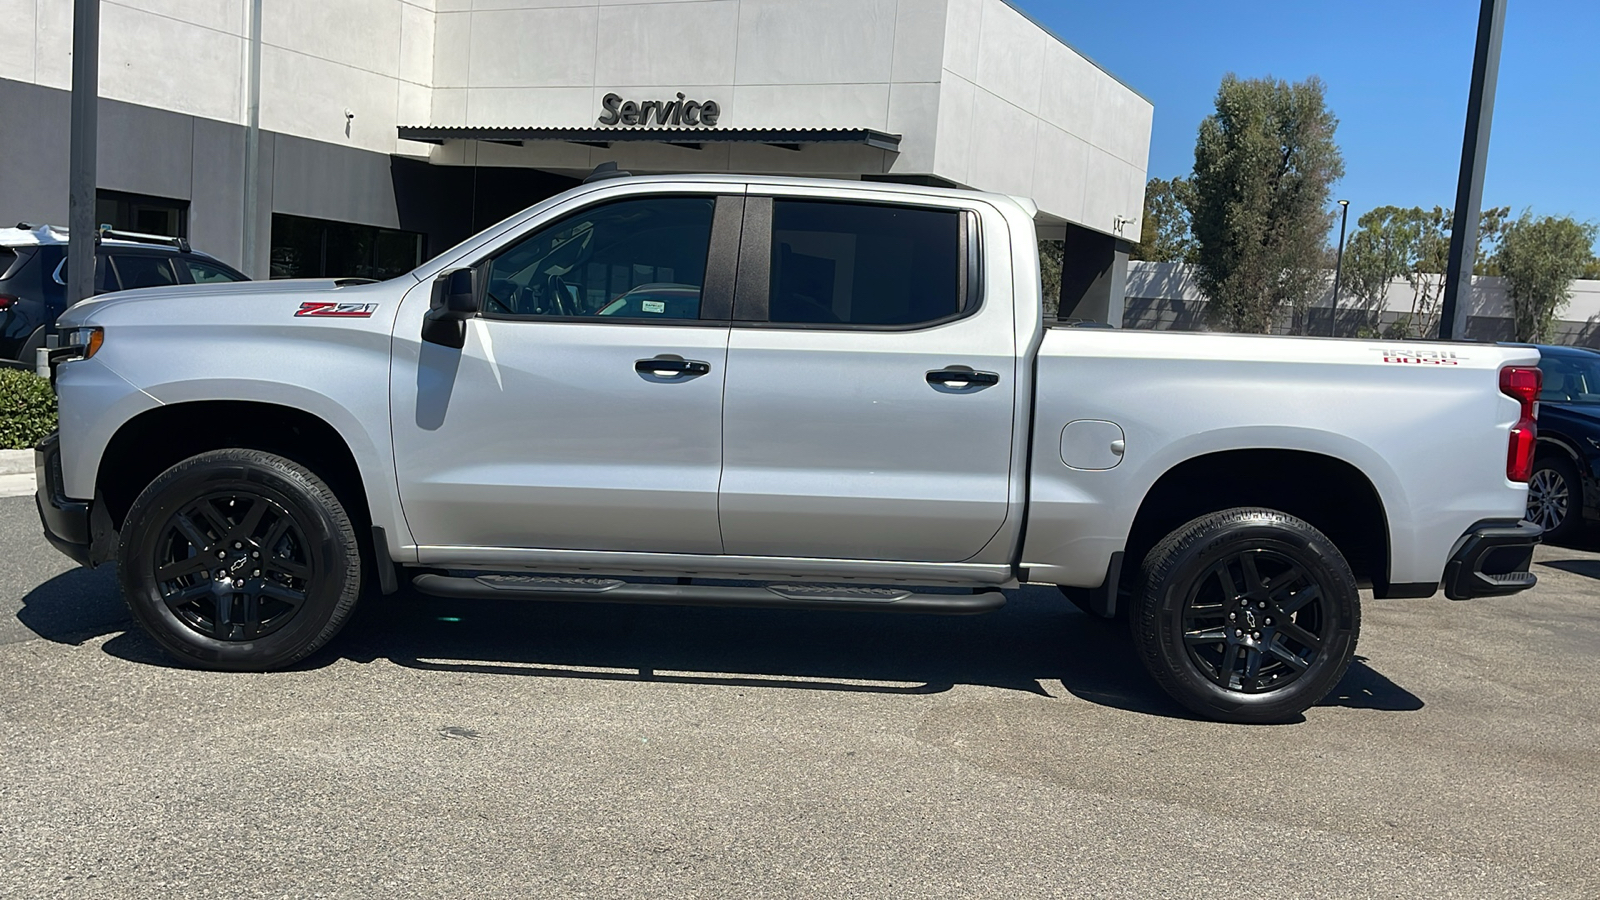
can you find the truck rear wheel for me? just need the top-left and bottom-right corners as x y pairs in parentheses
(117, 449), (362, 670)
(1130, 508), (1360, 724)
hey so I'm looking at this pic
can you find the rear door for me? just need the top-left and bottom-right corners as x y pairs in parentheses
(717, 195), (1017, 562)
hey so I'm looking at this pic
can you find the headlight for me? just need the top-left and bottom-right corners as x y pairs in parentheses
(38, 326), (103, 381)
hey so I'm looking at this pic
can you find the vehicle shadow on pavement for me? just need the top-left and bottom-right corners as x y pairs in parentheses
(18, 571), (1423, 722)
(12, 564), (127, 645)
(327, 583), (1422, 722)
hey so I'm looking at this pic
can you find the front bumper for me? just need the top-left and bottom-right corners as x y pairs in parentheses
(1442, 519), (1542, 600)
(34, 432), (107, 568)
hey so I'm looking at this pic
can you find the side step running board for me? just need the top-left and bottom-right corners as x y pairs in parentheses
(410, 573), (1005, 616)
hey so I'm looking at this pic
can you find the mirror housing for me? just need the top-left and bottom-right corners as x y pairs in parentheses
(421, 267), (479, 348)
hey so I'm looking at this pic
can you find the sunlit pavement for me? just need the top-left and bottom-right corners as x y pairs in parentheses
(2, 492), (1598, 898)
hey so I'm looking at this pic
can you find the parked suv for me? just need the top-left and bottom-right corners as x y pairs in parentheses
(1522, 344), (1600, 541)
(0, 224), (247, 363)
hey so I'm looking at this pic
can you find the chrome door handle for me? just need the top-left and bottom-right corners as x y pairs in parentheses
(926, 367), (999, 391)
(636, 355), (711, 379)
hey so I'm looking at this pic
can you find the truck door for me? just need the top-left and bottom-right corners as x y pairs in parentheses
(391, 193), (740, 554)
(718, 197), (1016, 562)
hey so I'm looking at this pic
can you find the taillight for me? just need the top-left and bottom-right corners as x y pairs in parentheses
(1500, 366), (1542, 482)
(0, 293), (17, 310)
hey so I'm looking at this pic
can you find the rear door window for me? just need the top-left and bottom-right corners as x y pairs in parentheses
(111, 255), (180, 290)
(765, 200), (963, 327)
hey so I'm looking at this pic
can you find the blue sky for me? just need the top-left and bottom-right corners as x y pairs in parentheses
(1016, 0), (1600, 248)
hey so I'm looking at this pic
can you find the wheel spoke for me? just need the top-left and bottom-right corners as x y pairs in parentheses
(213, 591), (233, 638)
(1277, 619), (1323, 651)
(239, 592), (260, 640)
(258, 581), (307, 608)
(155, 554), (210, 582)
(196, 499), (233, 540)
(163, 581), (212, 610)
(264, 556), (312, 581)
(1267, 639), (1311, 672)
(1243, 646), (1263, 681)
(1215, 643), (1239, 684)
(172, 513), (213, 552)
(260, 518), (292, 556)
(228, 497), (269, 544)
(1239, 552), (1268, 594)
(1212, 562), (1243, 602)
(1184, 627), (1229, 644)
(1277, 583), (1320, 615)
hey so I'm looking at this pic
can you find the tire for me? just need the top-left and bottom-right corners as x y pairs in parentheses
(117, 449), (362, 670)
(1129, 508), (1360, 724)
(1527, 454), (1582, 544)
(17, 326), (47, 367)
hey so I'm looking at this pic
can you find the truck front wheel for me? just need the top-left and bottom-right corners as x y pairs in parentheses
(117, 449), (362, 670)
(1130, 508), (1360, 724)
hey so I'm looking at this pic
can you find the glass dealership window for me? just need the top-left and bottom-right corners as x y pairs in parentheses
(269, 214), (424, 281)
(96, 190), (188, 238)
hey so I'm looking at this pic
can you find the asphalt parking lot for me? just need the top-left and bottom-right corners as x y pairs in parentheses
(2, 492), (1598, 899)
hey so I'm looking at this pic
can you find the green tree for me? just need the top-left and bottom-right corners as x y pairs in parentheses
(1339, 205), (1507, 338)
(1189, 75), (1344, 334)
(1131, 177), (1194, 262)
(1038, 239), (1064, 318)
(1495, 212), (1599, 343)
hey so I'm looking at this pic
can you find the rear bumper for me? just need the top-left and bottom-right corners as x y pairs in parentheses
(1442, 519), (1542, 601)
(34, 432), (97, 567)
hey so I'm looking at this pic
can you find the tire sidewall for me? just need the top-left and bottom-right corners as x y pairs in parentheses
(118, 453), (357, 670)
(1141, 513), (1360, 723)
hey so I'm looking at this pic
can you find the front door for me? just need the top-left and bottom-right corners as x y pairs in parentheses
(392, 193), (738, 554)
(718, 197), (1017, 562)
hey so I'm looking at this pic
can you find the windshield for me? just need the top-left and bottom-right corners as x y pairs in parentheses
(1538, 354), (1600, 404)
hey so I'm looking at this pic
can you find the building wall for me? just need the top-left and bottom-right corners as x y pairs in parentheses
(936, 0), (1149, 237)
(0, 0), (436, 159)
(0, 0), (1152, 267)
(425, 0), (1151, 233)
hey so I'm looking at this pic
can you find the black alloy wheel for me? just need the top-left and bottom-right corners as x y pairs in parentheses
(1526, 455), (1580, 543)
(1179, 548), (1328, 695)
(118, 449), (362, 670)
(1131, 508), (1360, 724)
(154, 492), (313, 642)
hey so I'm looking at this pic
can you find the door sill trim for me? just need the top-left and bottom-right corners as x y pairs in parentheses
(411, 545), (1016, 586)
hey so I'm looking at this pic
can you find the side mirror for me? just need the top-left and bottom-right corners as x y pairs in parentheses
(421, 267), (479, 349)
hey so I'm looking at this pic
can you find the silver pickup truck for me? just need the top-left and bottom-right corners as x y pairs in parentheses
(36, 173), (1543, 723)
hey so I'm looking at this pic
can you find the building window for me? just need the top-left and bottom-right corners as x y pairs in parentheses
(269, 213), (424, 281)
(96, 190), (187, 238)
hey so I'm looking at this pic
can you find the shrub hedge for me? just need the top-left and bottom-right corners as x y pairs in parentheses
(0, 367), (57, 450)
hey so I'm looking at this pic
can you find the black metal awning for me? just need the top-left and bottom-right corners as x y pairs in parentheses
(397, 126), (901, 153)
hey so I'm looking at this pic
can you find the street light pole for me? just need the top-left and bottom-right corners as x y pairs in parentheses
(67, 0), (100, 306)
(1441, 0), (1508, 340)
(1331, 199), (1350, 308)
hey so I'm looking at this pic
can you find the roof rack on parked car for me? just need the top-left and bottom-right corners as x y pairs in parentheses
(96, 226), (191, 253)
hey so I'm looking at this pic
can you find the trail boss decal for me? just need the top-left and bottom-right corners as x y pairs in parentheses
(295, 302), (378, 318)
(1377, 348), (1461, 365)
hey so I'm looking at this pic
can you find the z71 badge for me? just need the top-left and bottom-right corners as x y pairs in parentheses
(295, 301), (379, 318)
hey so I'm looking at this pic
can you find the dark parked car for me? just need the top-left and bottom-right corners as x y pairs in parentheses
(1523, 344), (1600, 541)
(0, 224), (248, 363)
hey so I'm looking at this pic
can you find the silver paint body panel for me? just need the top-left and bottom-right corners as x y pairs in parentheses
(51, 174), (1531, 591)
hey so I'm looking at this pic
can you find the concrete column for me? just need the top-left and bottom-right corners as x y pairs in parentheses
(1057, 223), (1129, 327)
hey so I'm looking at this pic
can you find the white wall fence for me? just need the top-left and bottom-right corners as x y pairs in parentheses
(1124, 261), (1600, 346)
